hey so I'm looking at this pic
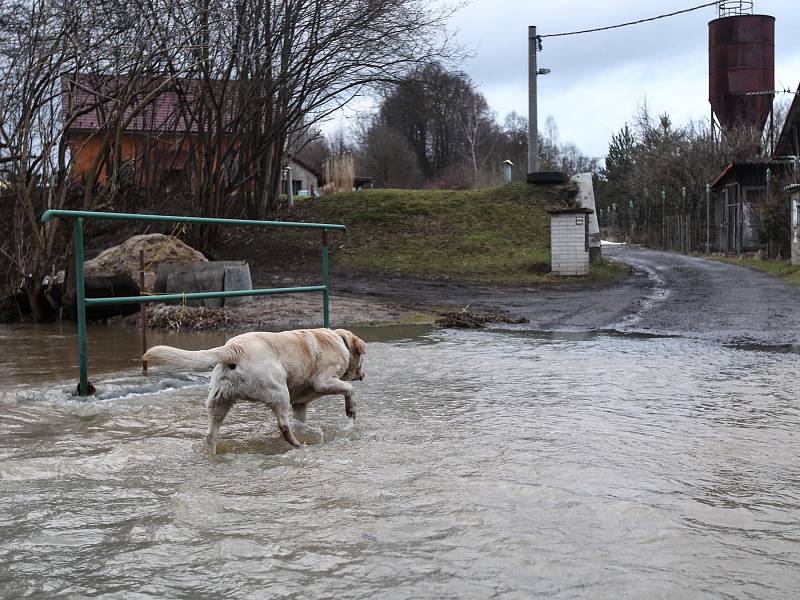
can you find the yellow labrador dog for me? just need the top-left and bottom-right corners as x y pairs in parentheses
(143, 328), (366, 452)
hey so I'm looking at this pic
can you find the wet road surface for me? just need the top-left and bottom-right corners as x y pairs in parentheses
(603, 246), (800, 345)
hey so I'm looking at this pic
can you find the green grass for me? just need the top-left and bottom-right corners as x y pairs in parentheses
(274, 184), (629, 285)
(711, 256), (800, 285)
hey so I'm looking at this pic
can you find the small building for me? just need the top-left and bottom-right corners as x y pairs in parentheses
(709, 159), (770, 254)
(548, 207), (593, 276)
(63, 76), (209, 191)
(789, 184), (800, 265)
(353, 176), (374, 191)
(774, 84), (800, 159)
(708, 83), (800, 255)
(283, 156), (322, 197)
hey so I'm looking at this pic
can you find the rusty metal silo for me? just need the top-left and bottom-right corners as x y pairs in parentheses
(709, 11), (774, 134)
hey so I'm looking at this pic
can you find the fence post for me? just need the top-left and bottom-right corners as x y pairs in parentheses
(74, 218), (89, 396)
(140, 249), (148, 374)
(681, 187), (687, 253)
(705, 183), (710, 254)
(321, 229), (330, 328)
(661, 189), (666, 248)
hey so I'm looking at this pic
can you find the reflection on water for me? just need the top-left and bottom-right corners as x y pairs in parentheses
(1, 324), (799, 598)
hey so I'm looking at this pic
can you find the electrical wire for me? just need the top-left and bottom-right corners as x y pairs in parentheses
(744, 89), (800, 96)
(539, 1), (719, 38)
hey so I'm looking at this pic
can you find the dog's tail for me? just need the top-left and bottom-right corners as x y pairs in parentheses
(143, 344), (237, 371)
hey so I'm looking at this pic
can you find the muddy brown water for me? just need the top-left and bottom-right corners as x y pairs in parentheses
(1, 323), (799, 598)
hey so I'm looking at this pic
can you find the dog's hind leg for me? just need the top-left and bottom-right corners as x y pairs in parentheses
(271, 395), (302, 448)
(205, 393), (232, 454)
(292, 403), (308, 423)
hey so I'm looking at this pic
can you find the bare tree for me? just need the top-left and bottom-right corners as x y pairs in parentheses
(156, 0), (456, 225)
(0, 0), (207, 318)
(358, 121), (423, 188)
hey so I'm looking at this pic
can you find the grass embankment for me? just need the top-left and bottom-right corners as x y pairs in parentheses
(272, 183), (627, 285)
(712, 256), (800, 286)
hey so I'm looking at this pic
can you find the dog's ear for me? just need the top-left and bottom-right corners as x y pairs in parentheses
(352, 336), (367, 356)
(336, 329), (366, 355)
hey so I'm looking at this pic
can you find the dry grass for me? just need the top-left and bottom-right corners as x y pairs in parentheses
(322, 152), (355, 194)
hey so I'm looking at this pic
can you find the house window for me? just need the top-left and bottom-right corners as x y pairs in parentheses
(281, 179), (302, 195)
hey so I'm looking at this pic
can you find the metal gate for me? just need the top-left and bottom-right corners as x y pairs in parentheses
(723, 183), (740, 254)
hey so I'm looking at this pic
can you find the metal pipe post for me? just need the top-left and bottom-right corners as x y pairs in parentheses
(705, 183), (711, 254)
(321, 229), (330, 328)
(286, 167), (294, 208)
(74, 218), (89, 396)
(682, 187), (687, 253)
(528, 26), (539, 175)
(139, 249), (148, 374)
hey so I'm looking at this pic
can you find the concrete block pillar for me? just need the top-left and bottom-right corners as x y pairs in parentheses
(548, 207), (593, 276)
(789, 184), (800, 265)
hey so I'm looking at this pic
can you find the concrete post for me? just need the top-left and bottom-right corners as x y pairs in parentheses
(528, 26), (539, 175)
(570, 173), (602, 264)
(789, 184), (800, 265)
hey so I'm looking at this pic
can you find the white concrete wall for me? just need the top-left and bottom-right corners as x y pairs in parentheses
(570, 173), (601, 263)
(551, 213), (589, 276)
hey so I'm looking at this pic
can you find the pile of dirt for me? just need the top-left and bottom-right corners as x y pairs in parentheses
(145, 304), (238, 331)
(85, 234), (207, 292)
(435, 309), (529, 329)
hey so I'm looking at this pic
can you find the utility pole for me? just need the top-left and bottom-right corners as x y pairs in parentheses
(528, 25), (539, 175)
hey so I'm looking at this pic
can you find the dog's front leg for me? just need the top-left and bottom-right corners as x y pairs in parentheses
(344, 394), (356, 420)
(313, 378), (356, 420)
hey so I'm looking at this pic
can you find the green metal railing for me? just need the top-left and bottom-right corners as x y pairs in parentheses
(40, 209), (347, 396)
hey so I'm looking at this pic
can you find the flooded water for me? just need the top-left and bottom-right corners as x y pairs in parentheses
(1, 323), (799, 598)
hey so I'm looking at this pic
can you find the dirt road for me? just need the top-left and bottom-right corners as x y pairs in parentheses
(333, 245), (800, 345)
(602, 245), (800, 345)
(131, 245), (800, 346)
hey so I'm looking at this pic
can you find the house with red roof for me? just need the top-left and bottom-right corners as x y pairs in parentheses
(63, 75), (207, 191)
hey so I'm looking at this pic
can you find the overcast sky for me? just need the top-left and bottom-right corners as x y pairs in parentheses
(448, 0), (800, 160)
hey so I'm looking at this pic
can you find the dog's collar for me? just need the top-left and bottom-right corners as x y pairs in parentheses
(338, 331), (350, 351)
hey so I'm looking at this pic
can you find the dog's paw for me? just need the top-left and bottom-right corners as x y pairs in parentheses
(345, 396), (356, 419)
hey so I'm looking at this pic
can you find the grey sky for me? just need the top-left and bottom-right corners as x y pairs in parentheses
(449, 0), (800, 159)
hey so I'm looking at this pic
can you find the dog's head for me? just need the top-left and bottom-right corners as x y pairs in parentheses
(336, 329), (367, 381)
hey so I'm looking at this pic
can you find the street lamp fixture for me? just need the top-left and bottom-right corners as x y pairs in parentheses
(537, 68), (551, 75)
